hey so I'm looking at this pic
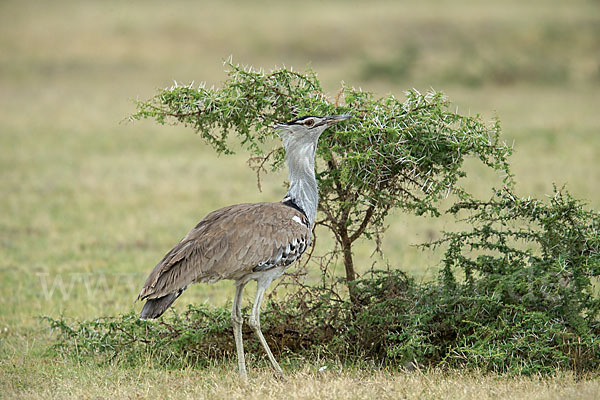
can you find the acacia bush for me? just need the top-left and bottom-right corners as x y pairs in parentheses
(45, 63), (600, 375)
(130, 61), (513, 298)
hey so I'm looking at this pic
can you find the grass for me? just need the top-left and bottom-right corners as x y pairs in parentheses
(3, 361), (600, 400)
(1, 0), (599, 398)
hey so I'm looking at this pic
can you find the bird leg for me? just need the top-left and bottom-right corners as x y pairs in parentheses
(247, 282), (285, 378)
(231, 281), (247, 380)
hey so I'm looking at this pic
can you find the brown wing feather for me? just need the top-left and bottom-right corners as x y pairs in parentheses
(137, 202), (311, 300)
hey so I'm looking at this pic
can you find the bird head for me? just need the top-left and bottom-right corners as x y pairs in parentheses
(276, 115), (351, 151)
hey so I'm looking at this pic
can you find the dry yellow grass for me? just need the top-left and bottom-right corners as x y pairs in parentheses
(4, 364), (599, 400)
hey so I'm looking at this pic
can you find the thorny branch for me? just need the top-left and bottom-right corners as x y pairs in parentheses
(248, 149), (278, 192)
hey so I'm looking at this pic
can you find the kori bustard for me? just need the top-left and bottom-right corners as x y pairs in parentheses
(137, 114), (350, 378)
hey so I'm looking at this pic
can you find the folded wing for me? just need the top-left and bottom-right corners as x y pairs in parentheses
(137, 202), (311, 301)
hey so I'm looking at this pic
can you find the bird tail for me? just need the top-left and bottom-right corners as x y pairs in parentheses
(139, 289), (185, 320)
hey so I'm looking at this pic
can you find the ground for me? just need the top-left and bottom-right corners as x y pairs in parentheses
(1, 0), (599, 398)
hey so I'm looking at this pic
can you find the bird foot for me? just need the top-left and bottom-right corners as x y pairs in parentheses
(273, 367), (286, 381)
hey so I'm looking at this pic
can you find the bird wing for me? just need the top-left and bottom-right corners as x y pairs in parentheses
(137, 202), (311, 300)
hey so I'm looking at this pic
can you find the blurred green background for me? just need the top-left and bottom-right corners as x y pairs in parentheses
(1, 0), (599, 325)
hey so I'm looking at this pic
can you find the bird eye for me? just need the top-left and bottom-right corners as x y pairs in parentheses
(304, 119), (315, 127)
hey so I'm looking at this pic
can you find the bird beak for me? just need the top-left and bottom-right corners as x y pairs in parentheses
(324, 114), (351, 126)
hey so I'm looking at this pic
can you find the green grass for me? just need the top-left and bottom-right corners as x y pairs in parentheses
(1, 0), (599, 398)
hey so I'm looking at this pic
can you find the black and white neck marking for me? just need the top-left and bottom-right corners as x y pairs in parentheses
(281, 196), (310, 228)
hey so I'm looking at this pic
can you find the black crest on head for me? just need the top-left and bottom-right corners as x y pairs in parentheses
(284, 115), (319, 125)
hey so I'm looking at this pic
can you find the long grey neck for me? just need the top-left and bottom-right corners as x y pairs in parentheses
(283, 142), (318, 227)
